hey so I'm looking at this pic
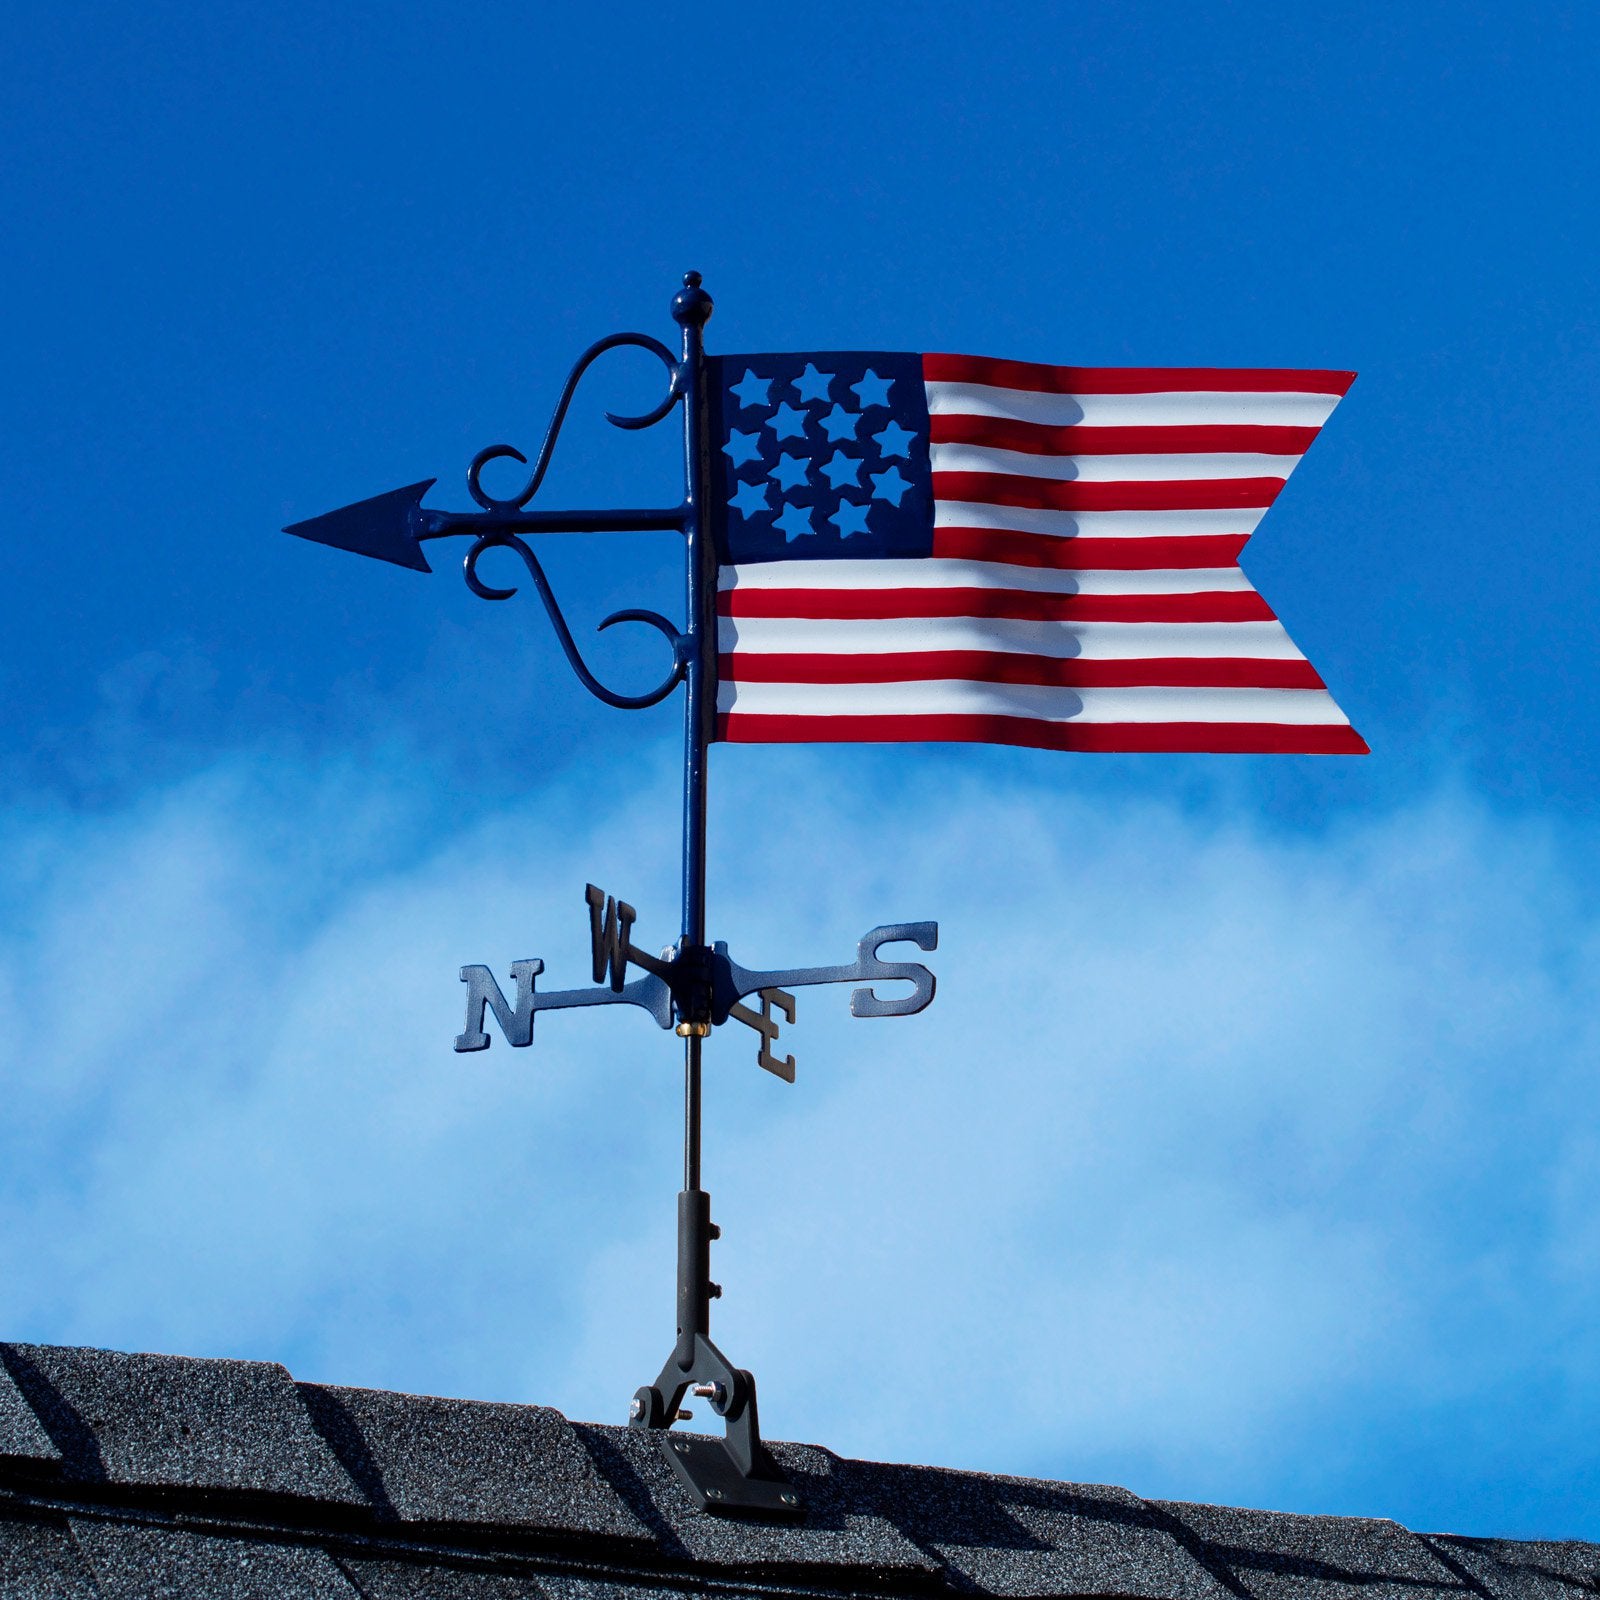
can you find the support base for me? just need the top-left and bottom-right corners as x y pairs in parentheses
(661, 1431), (802, 1518)
(630, 1330), (801, 1518)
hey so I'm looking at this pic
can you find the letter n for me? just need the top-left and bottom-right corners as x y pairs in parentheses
(455, 959), (544, 1051)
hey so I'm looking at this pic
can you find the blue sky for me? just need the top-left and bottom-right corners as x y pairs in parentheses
(3, 0), (1597, 1543)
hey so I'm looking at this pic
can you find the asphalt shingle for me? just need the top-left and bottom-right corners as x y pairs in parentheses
(1154, 1500), (1465, 1600)
(0, 1355), (61, 1466)
(1, 1343), (364, 1505)
(866, 1464), (1237, 1600)
(0, 1511), (99, 1598)
(339, 1555), (549, 1598)
(343, 1567), (687, 1600)
(303, 1382), (647, 1543)
(533, 1580), (692, 1600)
(69, 1519), (362, 1599)
(1426, 1536), (1600, 1600)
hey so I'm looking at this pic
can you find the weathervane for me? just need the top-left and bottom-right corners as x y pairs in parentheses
(287, 273), (1364, 1516)
(286, 274), (938, 1517)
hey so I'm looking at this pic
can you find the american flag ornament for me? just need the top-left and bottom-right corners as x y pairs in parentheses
(711, 352), (1365, 754)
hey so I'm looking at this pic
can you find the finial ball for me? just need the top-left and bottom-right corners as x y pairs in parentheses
(671, 270), (713, 328)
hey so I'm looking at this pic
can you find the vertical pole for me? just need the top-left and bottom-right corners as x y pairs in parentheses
(671, 271), (715, 1373)
(676, 271), (714, 958)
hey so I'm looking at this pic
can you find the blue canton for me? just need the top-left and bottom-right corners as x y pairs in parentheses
(708, 351), (934, 564)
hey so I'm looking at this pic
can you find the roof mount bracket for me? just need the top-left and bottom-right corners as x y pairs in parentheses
(661, 1422), (799, 1519)
(627, 1331), (796, 1516)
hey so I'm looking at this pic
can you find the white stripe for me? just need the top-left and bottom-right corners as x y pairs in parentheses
(719, 616), (1309, 661)
(929, 443), (1302, 483)
(925, 382), (1342, 429)
(718, 679), (1345, 724)
(932, 501), (1270, 539)
(720, 560), (1250, 596)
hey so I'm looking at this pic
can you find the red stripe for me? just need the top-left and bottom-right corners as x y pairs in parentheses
(718, 588), (1275, 623)
(929, 416), (1320, 457)
(718, 712), (1368, 755)
(932, 528), (1250, 569)
(718, 652), (1325, 690)
(934, 472), (1286, 512)
(922, 355), (1356, 398)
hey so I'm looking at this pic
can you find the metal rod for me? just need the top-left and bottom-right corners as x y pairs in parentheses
(676, 272), (714, 954)
(416, 506), (685, 540)
(672, 271), (715, 1370)
(684, 1033), (703, 1191)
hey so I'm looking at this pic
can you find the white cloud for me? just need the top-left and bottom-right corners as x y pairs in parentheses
(0, 742), (1597, 1535)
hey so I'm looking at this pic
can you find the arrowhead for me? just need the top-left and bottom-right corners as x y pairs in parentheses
(283, 480), (437, 572)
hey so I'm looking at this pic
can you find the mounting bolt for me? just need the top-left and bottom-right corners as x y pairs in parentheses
(675, 1409), (692, 1421)
(673, 1440), (691, 1453)
(691, 1382), (725, 1404)
(708, 1281), (722, 1299)
(706, 1487), (724, 1501)
(628, 1398), (643, 1420)
(781, 1492), (799, 1506)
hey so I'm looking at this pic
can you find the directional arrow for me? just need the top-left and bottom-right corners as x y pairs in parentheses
(284, 483), (688, 575)
(283, 480), (437, 573)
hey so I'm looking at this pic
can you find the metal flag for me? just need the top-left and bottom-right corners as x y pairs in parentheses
(709, 352), (1365, 755)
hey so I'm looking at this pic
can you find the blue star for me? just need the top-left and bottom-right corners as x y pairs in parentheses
(873, 420), (916, 459)
(722, 428), (764, 468)
(774, 501), (820, 541)
(793, 363), (835, 403)
(829, 499), (872, 538)
(819, 405), (860, 442)
(869, 465), (912, 506)
(730, 369), (773, 409)
(770, 453), (811, 491)
(819, 450), (861, 490)
(729, 479), (773, 519)
(850, 369), (894, 408)
(770, 401), (810, 440)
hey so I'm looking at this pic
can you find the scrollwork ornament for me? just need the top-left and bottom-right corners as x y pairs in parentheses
(463, 534), (686, 711)
(466, 332), (682, 512)
(457, 328), (689, 711)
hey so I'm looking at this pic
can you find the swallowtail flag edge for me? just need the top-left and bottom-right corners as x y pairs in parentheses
(710, 352), (1365, 755)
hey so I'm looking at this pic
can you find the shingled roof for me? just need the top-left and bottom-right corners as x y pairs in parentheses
(0, 1341), (1590, 1599)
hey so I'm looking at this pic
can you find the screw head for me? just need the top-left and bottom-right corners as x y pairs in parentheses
(706, 1487), (724, 1500)
(780, 1492), (798, 1506)
(628, 1398), (643, 1419)
(673, 1440), (690, 1453)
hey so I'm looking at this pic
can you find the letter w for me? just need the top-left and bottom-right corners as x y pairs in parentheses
(455, 959), (544, 1051)
(586, 884), (637, 992)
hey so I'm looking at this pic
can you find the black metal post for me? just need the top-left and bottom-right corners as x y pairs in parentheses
(676, 270), (714, 962)
(672, 271), (715, 1372)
